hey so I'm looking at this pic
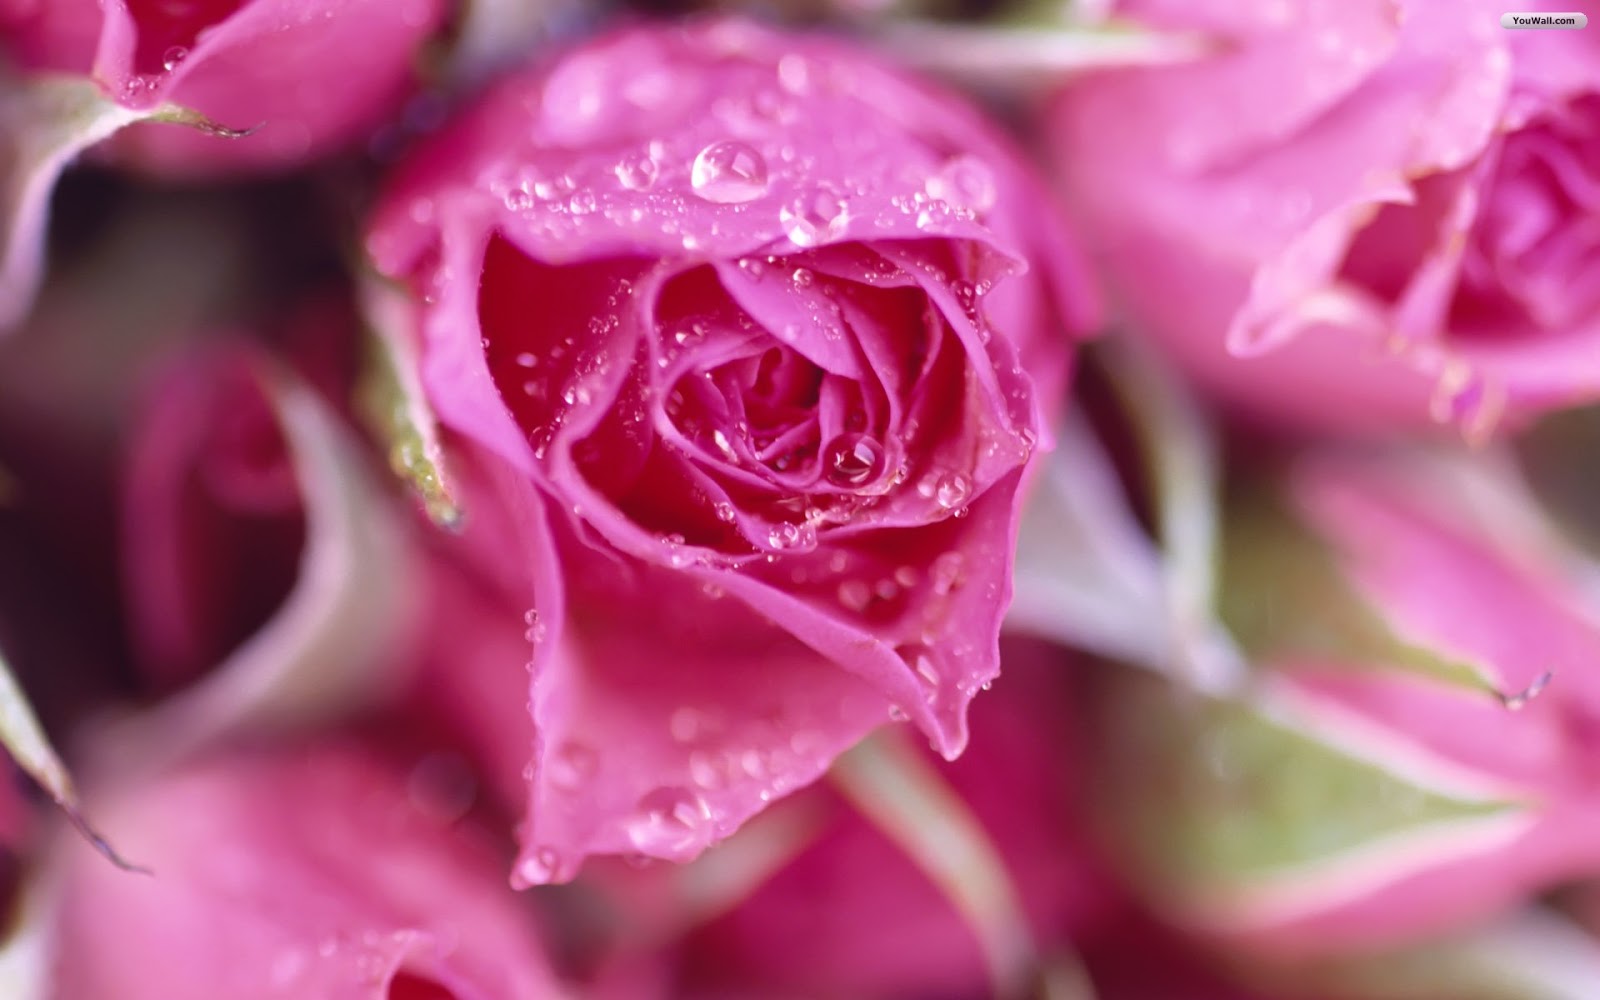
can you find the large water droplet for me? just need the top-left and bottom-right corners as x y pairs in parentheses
(690, 141), (769, 204)
(825, 433), (884, 487)
(161, 46), (189, 72)
(626, 787), (713, 854)
(780, 191), (850, 247)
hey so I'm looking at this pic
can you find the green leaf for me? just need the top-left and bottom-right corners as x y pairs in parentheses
(1094, 671), (1514, 891)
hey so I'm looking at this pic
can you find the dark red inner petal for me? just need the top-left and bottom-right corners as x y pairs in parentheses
(479, 234), (650, 462)
(125, 0), (248, 76)
(387, 971), (458, 1000)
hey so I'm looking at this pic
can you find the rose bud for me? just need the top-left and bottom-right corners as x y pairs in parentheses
(1049, 0), (1600, 440)
(0, 0), (450, 327)
(47, 739), (568, 999)
(362, 19), (1096, 882)
(1083, 448), (1600, 960)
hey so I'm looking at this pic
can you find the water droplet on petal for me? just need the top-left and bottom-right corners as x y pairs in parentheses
(825, 433), (884, 487)
(791, 267), (814, 288)
(714, 501), (738, 523)
(614, 151), (661, 191)
(522, 608), (547, 643)
(690, 141), (769, 204)
(934, 472), (971, 510)
(161, 45), (188, 71)
(780, 191), (850, 247)
(627, 787), (713, 854)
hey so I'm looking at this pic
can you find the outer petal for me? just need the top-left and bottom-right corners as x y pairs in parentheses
(48, 740), (566, 1000)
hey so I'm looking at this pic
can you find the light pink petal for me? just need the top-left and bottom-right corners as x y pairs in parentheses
(1293, 455), (1600, 719)
(106, 0), (449, 174)
(51, 740), (566, 1000)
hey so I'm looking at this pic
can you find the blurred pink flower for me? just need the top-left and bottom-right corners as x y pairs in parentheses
(48, 738), (566, 1000)
(0, 0), (449, 329)
(364, 20), (1096, 882)
(0, 0), (449, 174)
(1050, 0), (1600, 439)
(1088, 448), (1600, 957)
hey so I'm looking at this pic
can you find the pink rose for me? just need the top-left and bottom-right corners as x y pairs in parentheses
(364, 20), (1095, 881)
(0, 0), (449, 174)
(1050, 0), (1600, 439)
(0, 0), (449, 328)
(49, 738), (566, 1000)
(1086, 449), (1600, 957)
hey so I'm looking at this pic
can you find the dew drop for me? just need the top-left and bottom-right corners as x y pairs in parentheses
(824, 433), (884, 487)
(504, 187), (534, 211)
(690, 141), (769, 204)
(714, 501), (738, 523)
(514, 351), (538, 368)
(934, 472), (971, 510)
(767, 521), (815, 551)
(615, 151), (661, 191)
(626, 787), (713, 854)
(522, 608), (547, 643)
(161, 45), (189, 71)
(791, 267), (814, 288)
(780, 191), (850, 248)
